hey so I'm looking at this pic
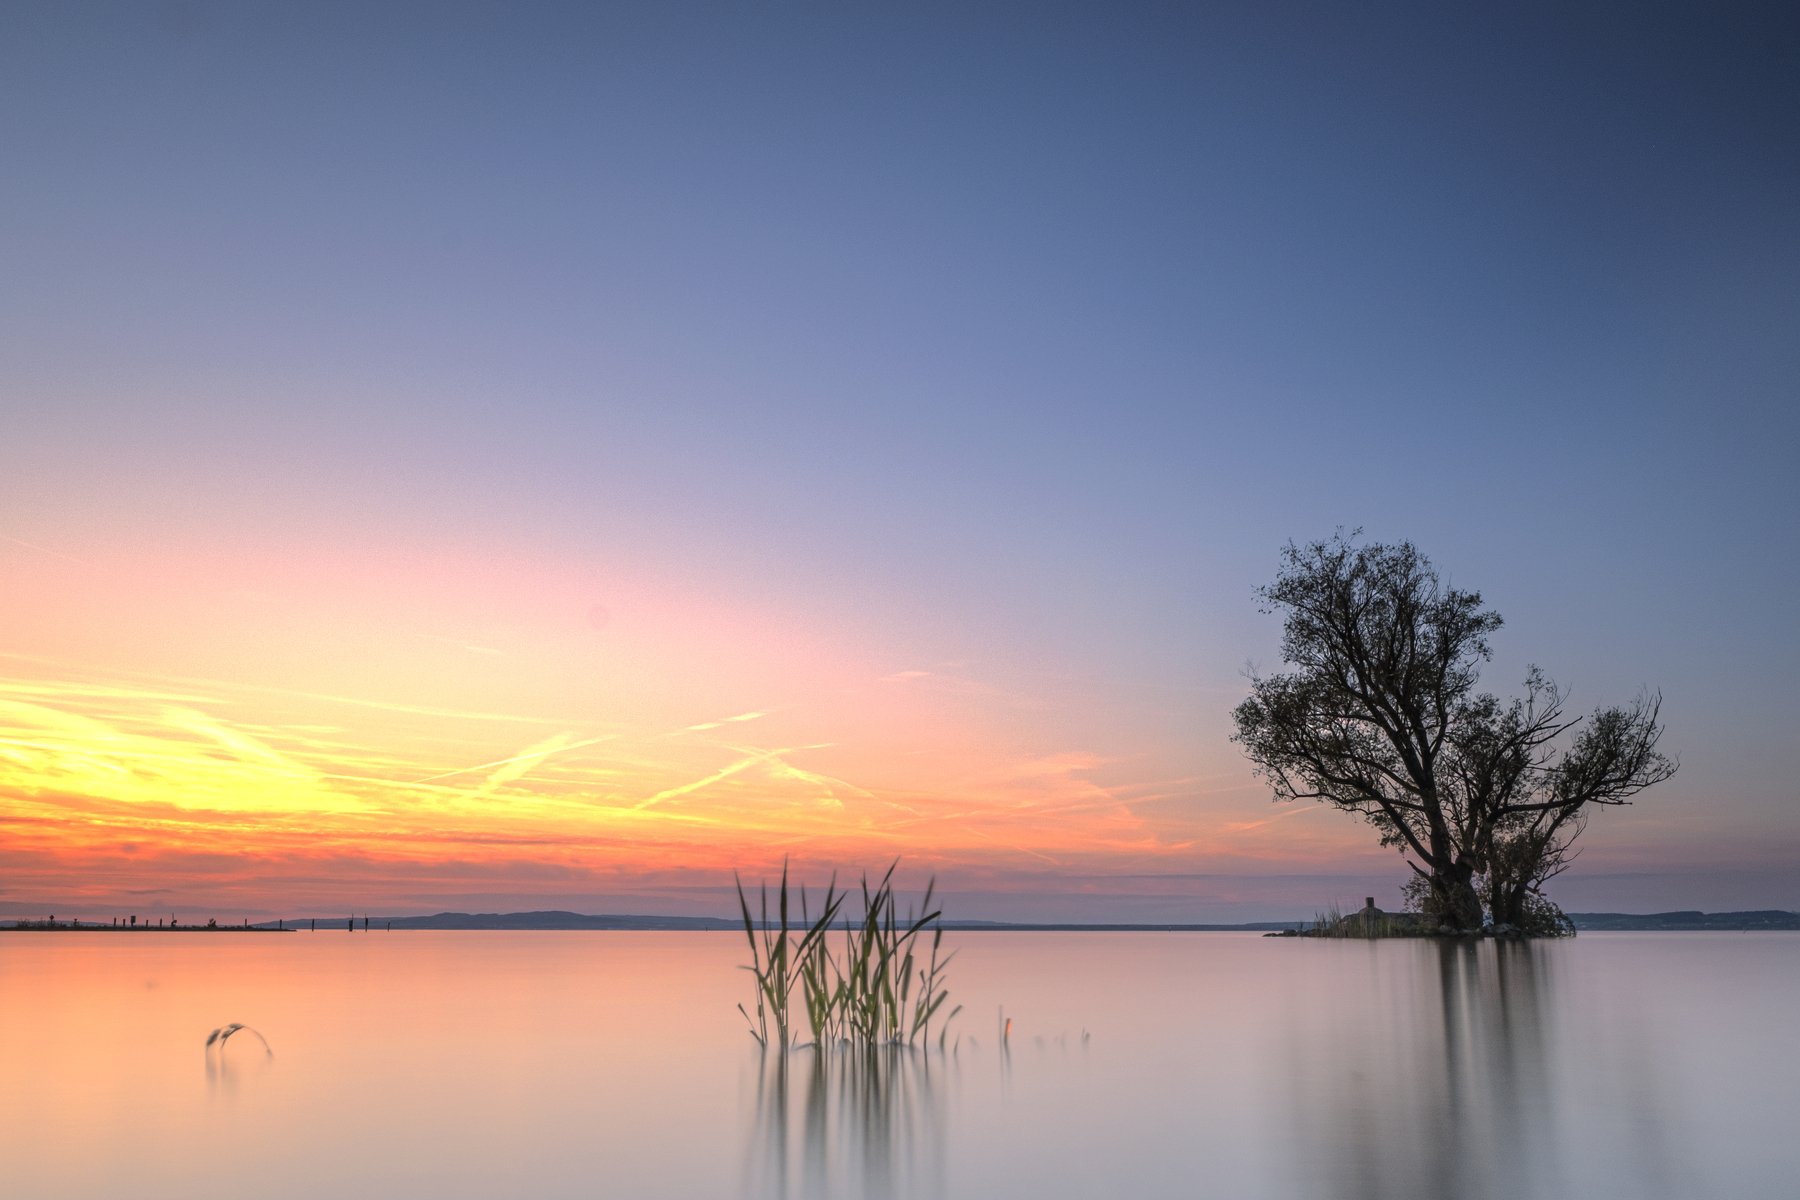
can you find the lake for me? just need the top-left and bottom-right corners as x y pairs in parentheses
(2, 931), (1793, 1198)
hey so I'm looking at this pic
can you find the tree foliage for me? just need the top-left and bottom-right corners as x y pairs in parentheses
(1232, 533), (1676, 933)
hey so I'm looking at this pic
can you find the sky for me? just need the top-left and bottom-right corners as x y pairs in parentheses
(2, 2), (1796, 922)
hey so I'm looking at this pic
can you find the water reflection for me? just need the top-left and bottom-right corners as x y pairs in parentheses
(746, 1047), (947, 1200)
(1287, 940), (1679, 1200)
(203, 1032), (273, 1098)
(5, 933), (1785, 1199)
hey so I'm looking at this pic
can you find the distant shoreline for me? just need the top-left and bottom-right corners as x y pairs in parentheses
(0, 924), (292, 933)
(10, 909), (1797, 934)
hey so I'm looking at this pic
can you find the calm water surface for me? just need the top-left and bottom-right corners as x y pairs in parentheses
(2, 932), (1793, 1199)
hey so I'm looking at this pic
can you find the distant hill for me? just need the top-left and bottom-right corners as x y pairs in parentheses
(248, 909), (1800, 933)
(382, 910), (743, 931)
(260, 911), (1307, 932)
(267, 910), (740, 931)
(940, 921), (1307, 932)
(1567, 910), (1800, 931)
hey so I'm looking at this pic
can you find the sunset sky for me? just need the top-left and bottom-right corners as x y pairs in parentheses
(3, 3), (1796, 921)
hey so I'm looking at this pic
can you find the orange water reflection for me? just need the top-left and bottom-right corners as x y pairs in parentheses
(1, 932), (1794, 1199)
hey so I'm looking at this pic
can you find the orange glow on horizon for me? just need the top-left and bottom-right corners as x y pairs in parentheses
(0, 651), (1388, 917)
(0, 536), (1392, 919)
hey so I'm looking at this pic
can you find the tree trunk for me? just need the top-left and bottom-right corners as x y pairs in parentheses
(1492, 888), (1515, 928)
(1428, 861), (1484, 932)
(1491, 884), (1530, 930)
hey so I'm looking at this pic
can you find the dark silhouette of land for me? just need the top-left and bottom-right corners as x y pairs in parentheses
(8, 909), (1794, 933)
(2, 921), (291, 932)
(320, 909), (1799, 932)
(1565, 910), (1800, 931)
(303, 910), (1307, 932)
(362, 910), (742, 931)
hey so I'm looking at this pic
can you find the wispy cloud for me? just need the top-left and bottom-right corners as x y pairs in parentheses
(0, 654), (589, 726)
(416, 632), (504, 657)
(411, 732), (611, 787)
(0, 656), (1338, 918)
(1, 534), (88, 566)
(632, 746), (793, 810)
(685, 710), (767, 732)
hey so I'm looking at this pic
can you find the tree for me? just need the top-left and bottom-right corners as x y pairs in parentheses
(1456, 674), (1675, 931)
(1231, 533), (1676, 933)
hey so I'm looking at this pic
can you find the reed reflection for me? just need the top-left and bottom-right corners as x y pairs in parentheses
(747, 1046), (947, 1200)
(203, 1023), (273, 1098)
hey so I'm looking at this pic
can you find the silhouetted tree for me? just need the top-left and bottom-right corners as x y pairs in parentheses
(1232, 533), (1675, 932)
(1456, 672), (1675, 931)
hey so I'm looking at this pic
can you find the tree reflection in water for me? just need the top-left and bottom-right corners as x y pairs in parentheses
(1284, 939), (1682, 1200)
(747, 1046), (948, 1200)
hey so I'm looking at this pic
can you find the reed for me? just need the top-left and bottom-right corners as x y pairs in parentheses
(204, 1023), (273, 1058)
(735, 861), (960, 1051)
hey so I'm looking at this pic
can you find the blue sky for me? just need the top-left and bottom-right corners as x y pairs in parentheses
(2, 3), (1796, 918)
